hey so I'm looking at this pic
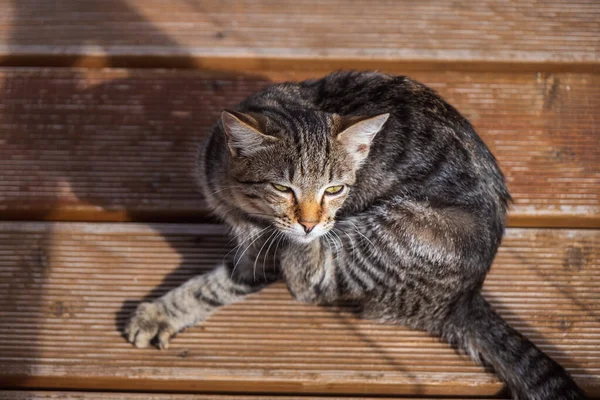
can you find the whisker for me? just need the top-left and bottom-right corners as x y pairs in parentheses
(335, 227), (357, 265)
(346, 220), (377, 251)
(230, 226), (270, 271)
(254, 229), (278, 282)
(229, 226), (270, 261)
(323, 232), (334, 256)
(234, 226), (270, 258)
(330, 229), (344, 252)
(263, 231), (282, 279)
(327, 232), (340, 255)
(273, 231), (286, 271)
(330, 229), (348, 262)
(231, 227), (272, 279)
(221, 233), (239, 252)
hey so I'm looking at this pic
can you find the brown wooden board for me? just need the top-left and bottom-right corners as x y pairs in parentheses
(0, 1), (598, 71)
(0, 68), (598, 227)
(0, 222), (597, 396)
(0, 391), (480, 400)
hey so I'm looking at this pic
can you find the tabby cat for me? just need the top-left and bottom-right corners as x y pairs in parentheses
(125, 71), (586, 400)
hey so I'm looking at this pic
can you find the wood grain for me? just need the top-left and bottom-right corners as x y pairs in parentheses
(0, 391), (476, 400)
(0, 222), (597, 396)
(0, 0), (598, 71)
(0, 68), (598, 227)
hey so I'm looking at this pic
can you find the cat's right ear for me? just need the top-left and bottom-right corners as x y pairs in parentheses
(336, 113), (390, 167)
(220, 111), (278, 157)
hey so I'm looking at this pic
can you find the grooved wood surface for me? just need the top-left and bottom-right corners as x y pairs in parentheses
(0, 68), (598, 226)
(0, 223), (598, 396)
(0, 392), (471, 400)
(0, 0), (598, 68)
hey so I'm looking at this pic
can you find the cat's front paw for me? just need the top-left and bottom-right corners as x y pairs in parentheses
(125, 302), (176, 350)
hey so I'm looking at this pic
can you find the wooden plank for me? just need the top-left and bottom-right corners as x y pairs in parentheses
(0, 222), (597, 396)
(0, 68), (598, 227)
(0, 0), (598, 71)
(0, 391), (477, 400)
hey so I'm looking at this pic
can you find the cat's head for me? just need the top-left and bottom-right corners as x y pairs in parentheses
(220, 109), (389, 243)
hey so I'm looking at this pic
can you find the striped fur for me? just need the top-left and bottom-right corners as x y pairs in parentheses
(126, 71), (586, 399)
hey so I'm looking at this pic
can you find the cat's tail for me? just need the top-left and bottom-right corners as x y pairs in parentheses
(444, 292), (586, 400)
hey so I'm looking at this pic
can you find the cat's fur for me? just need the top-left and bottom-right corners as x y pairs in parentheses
(125, 71), (586, 400)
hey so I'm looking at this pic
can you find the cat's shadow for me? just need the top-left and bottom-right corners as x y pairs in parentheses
(114, 226), (233, 338)
(114, 230), (426, 391)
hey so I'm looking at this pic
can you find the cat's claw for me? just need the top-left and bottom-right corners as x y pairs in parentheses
(125, 302), (175, 350)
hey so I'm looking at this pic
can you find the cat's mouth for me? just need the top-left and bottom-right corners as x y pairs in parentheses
(288, 232), (319, 244)
(282, 223), (329, 244)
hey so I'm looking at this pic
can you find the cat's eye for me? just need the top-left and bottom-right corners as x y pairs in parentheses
(325, 185), (344, 195)
(272, 183), (291, 192)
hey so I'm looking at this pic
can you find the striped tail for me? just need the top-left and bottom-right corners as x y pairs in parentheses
(444, 293), (587, 400)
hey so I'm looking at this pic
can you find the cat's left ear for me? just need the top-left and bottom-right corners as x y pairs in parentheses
(336, 113), (390, 167)
(221, 111), (279, 157)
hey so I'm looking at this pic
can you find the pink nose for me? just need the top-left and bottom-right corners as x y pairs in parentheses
(299, 220), (318, 234)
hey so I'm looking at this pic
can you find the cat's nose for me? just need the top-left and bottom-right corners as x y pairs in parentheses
(299, 220), (318, 234)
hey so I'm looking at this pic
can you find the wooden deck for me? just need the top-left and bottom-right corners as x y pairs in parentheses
(0, 1), (599, 399)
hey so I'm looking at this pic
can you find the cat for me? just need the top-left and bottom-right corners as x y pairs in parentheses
(125, 70), (586, 400)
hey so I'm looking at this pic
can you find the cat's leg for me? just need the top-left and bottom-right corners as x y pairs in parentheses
(126, 247), (279, 349)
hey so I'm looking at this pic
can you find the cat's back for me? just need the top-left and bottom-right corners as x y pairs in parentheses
(299, 70), (434, 117)
(298, 71), (509, 209)
(299, 70), (493, 169)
